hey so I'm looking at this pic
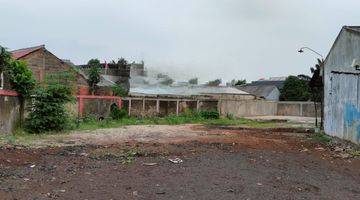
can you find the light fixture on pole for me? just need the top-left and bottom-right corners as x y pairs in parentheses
(298, 47), (324, 60)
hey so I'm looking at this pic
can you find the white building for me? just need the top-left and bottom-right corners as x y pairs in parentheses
(324, 26), (360, 144)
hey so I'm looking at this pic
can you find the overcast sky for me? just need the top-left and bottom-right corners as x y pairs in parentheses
(1, 0), (360, 83)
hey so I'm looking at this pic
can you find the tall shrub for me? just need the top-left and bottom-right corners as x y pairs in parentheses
(25, 83), (73, 133)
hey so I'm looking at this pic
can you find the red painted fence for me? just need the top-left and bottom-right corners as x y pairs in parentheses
(0, 89), (19, 97)
(77, 95), (122, 117)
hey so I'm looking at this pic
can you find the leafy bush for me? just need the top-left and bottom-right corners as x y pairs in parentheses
(25, 83), (74, 133)
(226, 113), (235, 120)
(5, 59), (36, 125)
(6, 60), (36, 97)
(112, 85), (128, 97)
(199, 110), (220, 119)
(0, 46), (11, 73)
(109, 104), (128, 120)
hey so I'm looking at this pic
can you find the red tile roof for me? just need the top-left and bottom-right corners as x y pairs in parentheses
(11, 45), (45, 60)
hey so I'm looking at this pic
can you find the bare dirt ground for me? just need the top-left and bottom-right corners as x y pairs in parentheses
(245, 115), (316, 124)
(0, 125), (359, 200)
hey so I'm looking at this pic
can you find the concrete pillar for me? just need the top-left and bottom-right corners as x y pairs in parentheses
(196, 100), (200, 111)
(78, 97), (84, 118)
(128, 98), (132, 116)
(156, 99), (160, 113)
(142, 98), (146, 111)
(300, 103), (303, 116)
(176, 100), (179, 115)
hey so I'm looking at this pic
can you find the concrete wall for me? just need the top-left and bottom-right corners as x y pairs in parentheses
(82, 99), (118, 119)
(0, 93), (20, 135)
(124, 97), (218, 117)
(277, 102), (321, 117)
(219, 100), (277, 117)
(324, 27), (360, 144)
(219, 100), (320, 118)
(210, 94), (255, 101)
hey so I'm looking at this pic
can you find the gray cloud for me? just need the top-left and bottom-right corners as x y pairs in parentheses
(1, 0), (360, 83)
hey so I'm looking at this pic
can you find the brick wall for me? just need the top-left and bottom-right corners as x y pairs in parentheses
(19, 48), (87, 89)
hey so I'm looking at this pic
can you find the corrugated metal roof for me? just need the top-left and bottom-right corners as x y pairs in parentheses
(345, 26), (360, 33)
(11, 45), (45, 60)
(129, 86), (250, 97)
(247, 80), (285, 90)
(236, 85), (278, 98)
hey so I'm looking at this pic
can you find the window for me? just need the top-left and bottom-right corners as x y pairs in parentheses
(0, 72), (3, 89)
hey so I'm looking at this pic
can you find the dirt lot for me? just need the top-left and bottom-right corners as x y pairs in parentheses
(0, 125), (359, 200)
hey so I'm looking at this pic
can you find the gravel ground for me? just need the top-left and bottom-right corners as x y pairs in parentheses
(0, 125), (359, 200)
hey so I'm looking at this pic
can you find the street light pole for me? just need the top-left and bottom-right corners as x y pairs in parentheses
(298, 46), (324, 131)
(298, 47), (324, 60)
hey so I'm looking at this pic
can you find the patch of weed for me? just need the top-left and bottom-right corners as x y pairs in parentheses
(346, 150), (360, 157)
(89, 148), (142, 164)
(307, 133), (332, 144)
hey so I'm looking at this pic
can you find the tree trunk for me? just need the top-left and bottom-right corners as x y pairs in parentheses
(312, 89), (318, 127)
(320, 89), (324, 129)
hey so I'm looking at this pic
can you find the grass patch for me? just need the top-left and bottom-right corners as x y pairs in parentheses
(347, 150), (360, 157)
(0, 128), (72, 148)
(75, 114), (277, 131)
(203, 118), (276, 128)
(307, 133), (332, 144)
(0, 111), (279, 147)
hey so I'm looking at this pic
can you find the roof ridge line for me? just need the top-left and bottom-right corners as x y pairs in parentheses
(10, 44), (45, 52)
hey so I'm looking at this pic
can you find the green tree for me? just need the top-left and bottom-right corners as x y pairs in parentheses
(280, 76), (310, 101)
(309, 59), (324, 128)
(188, 78), (198, 85)
(230, 79), (247, 86)
(117, 57), (128, 69)
(160, 77), (174, 85)
(25, 82), (74, 133)
(112, 85), (128, 97)
(206, 79), (222, 86)
(6, 60), (36, 125)
(87, 59), (101, 94)
(0, 46), (11, 74)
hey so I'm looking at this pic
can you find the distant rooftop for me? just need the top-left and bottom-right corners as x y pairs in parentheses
(129, 86), (250, 97)
(236, 85), (278, 99)
(11, 45), (45, 60)
(249, 79), (285, 90)
(267, 77), (287, 81)
(344, 26), (360, 33)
